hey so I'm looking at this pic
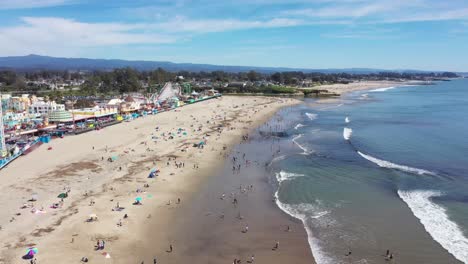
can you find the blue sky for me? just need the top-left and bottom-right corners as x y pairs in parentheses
(0, 0), (468, 71)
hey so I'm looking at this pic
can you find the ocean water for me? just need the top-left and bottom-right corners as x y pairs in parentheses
(270, 79), (468, 264)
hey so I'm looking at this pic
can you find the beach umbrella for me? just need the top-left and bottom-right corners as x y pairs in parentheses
(89, 214), (97, 218)
(135, 197), (142, 202)
(26, 247), (38, 256)
(57, 193), (68, 198)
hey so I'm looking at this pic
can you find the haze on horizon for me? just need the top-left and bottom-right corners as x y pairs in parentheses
(0, 0), (467, 72)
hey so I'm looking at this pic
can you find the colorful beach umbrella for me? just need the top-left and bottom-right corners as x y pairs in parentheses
(135, 197), (142, 202)
(26, 247), (38, 256)
(57, 193), (67, 198)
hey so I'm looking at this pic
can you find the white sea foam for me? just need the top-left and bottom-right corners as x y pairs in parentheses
(275, 171), (304, 183)
(294, 123), (305, 130)
(398, 190), (468, 263)
(306, 112), (318, 120)
(320, 104), (344, 110)
(343, 127), (353, 140)
(268, 155), (286, 167)
(370, 86), (395, 92)
(292, 134), (311, 154)
(274, 190), (333, 264)
(345, 117), (350, 123)
(357, 151), (435, 175)
(361, 93), (369, 98)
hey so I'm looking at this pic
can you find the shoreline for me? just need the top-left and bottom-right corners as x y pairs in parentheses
(0, 96), (305, 264)
(0, 79), (413, 264)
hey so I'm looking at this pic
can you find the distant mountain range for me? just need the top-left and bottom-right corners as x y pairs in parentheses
(0, 54), (457, 74)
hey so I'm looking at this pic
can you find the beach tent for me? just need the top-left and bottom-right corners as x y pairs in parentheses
(26, 247), (38, 257)
(57, 193), (68, 198)
(88, 214), (98, 222)
(148, 169), (159, 178)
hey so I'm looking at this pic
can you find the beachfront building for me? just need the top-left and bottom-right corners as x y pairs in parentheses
(105, 98), (123, 109)
(69, 106), (118, 117)
(28, 101), (65, 115)
(120, 96), (141, 113)
(1, 94), (11, 112)
(10, 96), (31, 112)
(48, 110), (73, 123)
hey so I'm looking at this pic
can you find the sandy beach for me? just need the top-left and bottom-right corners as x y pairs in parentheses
(0, 80), (410, 264)
(314, 80), (408, 95)
(0, 96), (312, 264)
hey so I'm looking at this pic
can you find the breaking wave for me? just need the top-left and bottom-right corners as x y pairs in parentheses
(320, 104), (344, 110)
(358, 151), (435, 175)
(306, 113), (318, 121)
(370, 86), (395, 92)
(292, 134), (311, 155)
(343, 128), (353, 141)
(295, 123), (305, 130)
(274, 189), (333, 264)
(275, 171), (304, 183)
(398, 190), (468, 263)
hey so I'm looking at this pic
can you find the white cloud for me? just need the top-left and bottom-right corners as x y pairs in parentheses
(153, 17), (304, 33)
(0, 16), (309, 56)
(0, 0), (73, 9)
(0, 17), (176, 56)
(282, 0), (468, 23)
(383, 8), (468, 23)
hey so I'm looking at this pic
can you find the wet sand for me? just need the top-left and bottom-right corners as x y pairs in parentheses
(141, 127), (314, 264)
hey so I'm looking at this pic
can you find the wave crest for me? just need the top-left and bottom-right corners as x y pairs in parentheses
(398, 190), (468, 263)
(343, 128), (353, 140)
(294, 123), (305, 130)
(306, 113), (318, 120)
(370, 86), (395, 92)
(358, 151), (435, 175)
(292, 134), (311, 154)
(275, 171), (304, 183)
(274, 190), (333, 264)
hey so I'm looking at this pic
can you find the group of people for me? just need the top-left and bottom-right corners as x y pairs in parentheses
(95, 240), (105, 250)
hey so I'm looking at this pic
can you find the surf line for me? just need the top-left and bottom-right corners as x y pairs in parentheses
(342, 127), (435, 176)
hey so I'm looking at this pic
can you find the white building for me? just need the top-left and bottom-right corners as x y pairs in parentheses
(28, 101), (65, 115)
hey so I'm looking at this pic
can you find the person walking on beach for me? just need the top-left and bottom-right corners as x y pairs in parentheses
(153, 257), (157, 264)
(273, 241), (279, 250)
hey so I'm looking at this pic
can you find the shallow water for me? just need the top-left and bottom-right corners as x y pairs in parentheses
(271, 79), (468, 264)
